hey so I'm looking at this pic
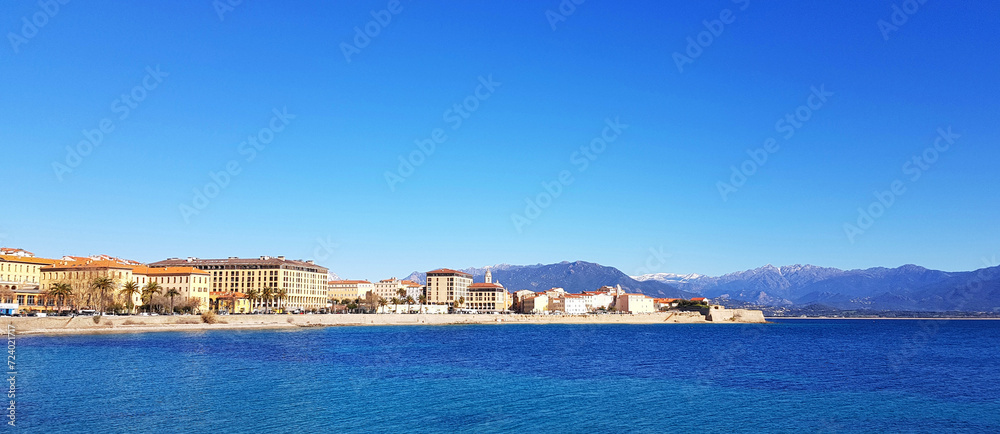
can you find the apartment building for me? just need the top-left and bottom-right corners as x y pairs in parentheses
(150, 256), (329, 311)
(425, 268), (472, 305)
(1, 252), (59, 292)
(132, 266), (211, 312)
(615, 293), (656, 313)
(328, 280), (374, 302)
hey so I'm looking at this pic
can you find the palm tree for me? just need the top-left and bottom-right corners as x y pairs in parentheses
(90, 276), (117, 314)
(419, 294), (427, 314)
(245, 288), (260, 313)
(119, 281), (140, 314)
(262, 286), (274, 313)
(275, 289), (287, 312)
(165, 288), (180, 315)
(142, 281), (162, 313)
(49, 283), (73, 314)
(405, 296), (414, 313)
(458, 296), (465, 308)
(378, 297), (388, 314)
(397, 288), (407, 301)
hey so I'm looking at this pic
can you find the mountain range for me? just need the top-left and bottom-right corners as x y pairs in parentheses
(634, 263), (1000, 312)
(396, 260), (1000, 312)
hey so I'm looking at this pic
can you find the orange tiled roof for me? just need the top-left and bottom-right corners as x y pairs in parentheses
(0, 248), (33, 256)
(329, 280), (372, 285)
(691, 297), (707, 301)
(42, 259), (136, 271)
(469, 282), (503, 289)
(401, 280), (422, 287)
(0, 254), (60, 265)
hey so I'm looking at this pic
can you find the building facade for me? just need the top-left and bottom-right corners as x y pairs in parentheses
(373, 278), (409, 301)
(425, 268), (472, 305)
(133, 266), (211, 312)
(615, 293), (656, 313)
(1, 253), (59, 292)
(40, 259), (137, 311)
(149, 256), (329, 311)
(328, 280), (374, 302)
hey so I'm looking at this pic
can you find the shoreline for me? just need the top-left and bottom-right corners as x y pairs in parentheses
(5, 311), (765, 336)
(767, 316), (1000, 320)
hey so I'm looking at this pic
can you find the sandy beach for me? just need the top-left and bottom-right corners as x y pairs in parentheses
(3, 311), (766, 336)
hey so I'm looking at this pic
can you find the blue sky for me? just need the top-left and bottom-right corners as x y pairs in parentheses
(1, 1), (998, 279)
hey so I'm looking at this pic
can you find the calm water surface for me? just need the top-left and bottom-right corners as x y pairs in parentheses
(15, 319), (1000, 432)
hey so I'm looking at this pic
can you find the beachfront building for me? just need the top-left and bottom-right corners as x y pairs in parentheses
(466, 268), (513, 313)
(654, 298), (680, 310)
(209, 291), (251, 313)
(328, 280), (374, 302)
(521, 293), (549, 314)
(133, 266), (211, 312)
(425, 268), (472, 305)
(579, 291), (616, 311)
(40, 258), (137, 312)
(1, 251), (59, 292)
(615, 293), (656, 313)
(402, 280), (423, 299)
(150, 256), (329, 312)
(564, 294), (587, 314)
(374, 278), (409, 301)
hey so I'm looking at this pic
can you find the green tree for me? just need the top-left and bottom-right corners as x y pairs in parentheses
(262, 286), (274, 313)
(90, 276), (117, 314)
(165, 288), (181, 314)
(119, 281), (141, 314)
(406, 295), (414, 313)
(245, 288), (260, 312)
(275, 288), (287, 312)
(142, 281), (162, 313)
(419, 294), (427, 313)
(49, 282), (74, 314)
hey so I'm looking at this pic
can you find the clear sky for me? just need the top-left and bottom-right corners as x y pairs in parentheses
(1, 1), (998, 279)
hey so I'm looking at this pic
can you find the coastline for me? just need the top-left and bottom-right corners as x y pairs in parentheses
(5, 311), (766, 336)
(767, 316), (1000, 320)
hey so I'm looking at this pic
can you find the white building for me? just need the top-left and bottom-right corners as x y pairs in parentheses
(374, 278), (408, 301)
(564, 294), (588, 314)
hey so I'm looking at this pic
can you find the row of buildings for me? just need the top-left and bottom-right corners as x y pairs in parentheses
(0, 249), (329, 314)
(1, 247), (709, 315)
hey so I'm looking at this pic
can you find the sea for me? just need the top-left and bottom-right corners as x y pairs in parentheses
(12, 319), (1000, 433)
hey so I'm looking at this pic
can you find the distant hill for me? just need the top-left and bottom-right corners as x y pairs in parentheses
(404, 261), (695, 298)
(635, 263), (1000, 312)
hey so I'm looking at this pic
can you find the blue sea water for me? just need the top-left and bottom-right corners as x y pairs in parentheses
(13, 319), (1000, 433)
